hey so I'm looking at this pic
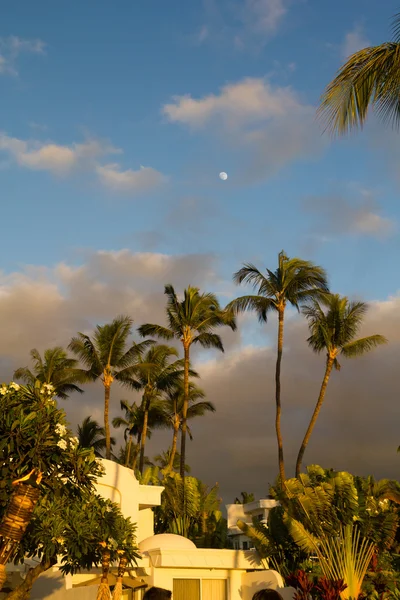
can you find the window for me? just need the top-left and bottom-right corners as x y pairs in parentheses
(202, 579), (227, 600)
(242, 541), (249, 550)
(173, 579), (227, 600)
(173, 579), (200, 600)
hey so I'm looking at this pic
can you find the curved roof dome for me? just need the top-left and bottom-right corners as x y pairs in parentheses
(139, 533), (196, 553)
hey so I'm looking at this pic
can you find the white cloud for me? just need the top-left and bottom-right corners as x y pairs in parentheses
(163, 77), (324, 181)
(354, 212), (394, 237)
(341, 24), (369, 59)
(0, 133), (166, 193)
(163, 78), (300, 129)
(0, 134), (120, 175)
(0, 35), (45, 76)
(96, 164), (167, 194)
(303, 191), (396, 241)
(244, 0), (287, 34)
(197, 0), (288, 49)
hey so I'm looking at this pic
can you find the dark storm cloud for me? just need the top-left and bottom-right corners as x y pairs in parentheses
(0, 251), (398, 505)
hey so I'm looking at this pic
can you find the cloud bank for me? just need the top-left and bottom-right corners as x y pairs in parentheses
(0, 250), (398, 503)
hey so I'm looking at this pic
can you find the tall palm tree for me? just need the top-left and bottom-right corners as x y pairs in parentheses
(162, 382), (215, 472)
(77, 416), (115, 457)
(227, 251), (329, 484)
(132, 344), (185, 474)
(319, 11), (400, 135)
(138, 285), (236, 478)
(14, 347), (87, 400)
(68, 315), (153, 459)
(295, 294), (387, 476)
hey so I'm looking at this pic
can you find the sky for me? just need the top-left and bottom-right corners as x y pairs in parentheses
(1, 0), (400, 504)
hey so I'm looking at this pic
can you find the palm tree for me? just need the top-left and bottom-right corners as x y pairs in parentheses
(14, 347), (87, 400)
(319, 11), (400, 135)
(77, 416), (115, 457)
(234, 491), (255, 504)
(68, 315), (153, 459)
(138, 285), (236, 478)
(154, 450), (191, 474)
(112, 400), (143, 467)
(227, 251), (328, 484)
(132, 344), (185, 474)
(295, 294), (387, 476)
(162, 382), (215, 472)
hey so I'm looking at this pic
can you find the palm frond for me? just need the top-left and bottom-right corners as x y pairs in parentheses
(193, 332), (224, 352)
(341, 334), (388, 358)
(226, 295), (275, 322)
(138, 323), (175, 340)
(319, 42), (400, 135)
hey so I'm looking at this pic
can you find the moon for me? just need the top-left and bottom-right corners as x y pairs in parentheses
(219, 172), (228, 181)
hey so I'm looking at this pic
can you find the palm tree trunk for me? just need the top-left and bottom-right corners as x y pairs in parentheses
(5, 558), (56, 600)
(104, 383), (111, 460)
(275, 307), (286, 485)
(168, 417), (180, 471)
(180, 344), (190, 479)
(295, 356), (334, 477)
(139, 397), (149, 475)
(131, 431), (141, 471)
(125, 435), (132, 467)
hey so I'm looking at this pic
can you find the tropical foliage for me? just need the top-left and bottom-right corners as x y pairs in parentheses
(69, 316), (152, 459)
(319, 10), (400, 135)
(139, 284), (236, 478)
(14, 347), (87, 400)
(8, 494), (139, 600)
(77, 416), (116, 458)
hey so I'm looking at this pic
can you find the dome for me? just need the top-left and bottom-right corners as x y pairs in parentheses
(139, 533), (196, 553)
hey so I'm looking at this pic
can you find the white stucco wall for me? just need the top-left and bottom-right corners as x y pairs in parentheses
(94, 459), (163, 543)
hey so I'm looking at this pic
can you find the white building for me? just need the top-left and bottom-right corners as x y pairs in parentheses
(3, 461), (294, 600)
(226, 499), (279, 550)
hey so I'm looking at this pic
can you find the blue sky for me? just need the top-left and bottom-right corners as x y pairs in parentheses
(1, 0), (400, 498)
(2, 0), (400, 301)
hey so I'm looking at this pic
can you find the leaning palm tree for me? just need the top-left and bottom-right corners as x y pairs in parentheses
(77, 416), (115, 457)
(227, 251), (329, 484)
(295, 294), (387, 476)
(319, 11), (400, 135)
(138, 285), (236, 478)
(162, 382), (215, 472)
(69, 315), (153, 459)
(14, 347), (87, 400)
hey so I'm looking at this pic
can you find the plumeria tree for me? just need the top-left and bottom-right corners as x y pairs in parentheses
(0, 380), (104, 591)
(6, 494), (139, 600)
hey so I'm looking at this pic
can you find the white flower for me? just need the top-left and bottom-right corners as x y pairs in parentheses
(9, 382), (20, 391)
(55, 423), (67, 437)
(95, 458), (106, 475)
(69, 436), (79, 449)
(57, 439), (68, 450)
